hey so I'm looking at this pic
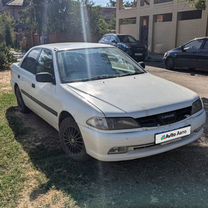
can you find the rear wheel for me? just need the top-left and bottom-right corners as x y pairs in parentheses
(165, 57), (175, 70)
(15, 86), (29, 113)
(59, 117), (89, 161)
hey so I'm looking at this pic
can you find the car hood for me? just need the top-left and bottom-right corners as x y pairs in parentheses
(67, 73), (197, 117)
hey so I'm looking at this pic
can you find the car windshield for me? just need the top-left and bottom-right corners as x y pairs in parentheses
(118, 35), (137, 43)
(57, 47), (145, 83)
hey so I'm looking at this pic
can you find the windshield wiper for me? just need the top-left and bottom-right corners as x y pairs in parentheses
(116, 71), (144, 77)
(85, 75), (119, 81)
(68, 72), (144, 83)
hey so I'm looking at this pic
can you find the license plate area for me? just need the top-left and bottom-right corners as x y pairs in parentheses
(155, 126), (191, 144)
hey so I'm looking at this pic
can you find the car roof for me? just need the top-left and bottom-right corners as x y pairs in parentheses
(194, 37), (208, 41)
(33, 42), (113, 51)
(104, 33), (132, 36)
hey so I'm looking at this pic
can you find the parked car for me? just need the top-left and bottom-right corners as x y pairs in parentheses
(164, 37), (208, 70)
(99, 34), (147, 61)
(11, 43), (206, 162)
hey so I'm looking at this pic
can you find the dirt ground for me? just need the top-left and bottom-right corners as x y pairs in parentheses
(1, 66), (208, 208)
(0, 70), (12, 92)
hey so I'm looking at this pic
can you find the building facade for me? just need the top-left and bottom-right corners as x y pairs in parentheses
(116, 0), (208, 53)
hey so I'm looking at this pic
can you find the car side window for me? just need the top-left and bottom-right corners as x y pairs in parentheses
(110, 36), (118, 43)
(100, 37), (105, 42)
(36, 49), (54, 76)
(184, 40), (203, 52)
(105, 35), (111, 42)
(203, 40), (208, 49)
(21, 48), (41, 74)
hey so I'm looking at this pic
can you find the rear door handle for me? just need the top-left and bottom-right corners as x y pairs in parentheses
(32, 83), (35, 88)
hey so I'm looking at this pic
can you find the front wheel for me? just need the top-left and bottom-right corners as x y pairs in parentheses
(59, 117), (89, 161)
(165, 57), (175, 70)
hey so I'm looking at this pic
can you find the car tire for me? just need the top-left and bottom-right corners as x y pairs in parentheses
(165, 57), (175, 70)
(15, 86), (30, 113)
(59, 117), (89, 161)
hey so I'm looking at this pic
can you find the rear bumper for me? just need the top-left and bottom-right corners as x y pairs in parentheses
(80, 110), (206, 161)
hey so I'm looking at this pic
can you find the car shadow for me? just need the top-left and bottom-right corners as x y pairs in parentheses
(6, 99), (208, 207)
(146, 62), (208, 77)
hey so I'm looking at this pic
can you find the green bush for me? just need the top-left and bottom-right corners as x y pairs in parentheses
(0, 44), (16, 71)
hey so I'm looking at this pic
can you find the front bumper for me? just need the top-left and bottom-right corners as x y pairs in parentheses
(80, 110), (206, 161)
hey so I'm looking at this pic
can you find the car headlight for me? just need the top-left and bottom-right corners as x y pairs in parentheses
(191, 98), (203, 115)
(86, 117), (140, 130)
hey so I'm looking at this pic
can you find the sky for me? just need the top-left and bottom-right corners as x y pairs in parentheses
(93, 0), (110, 6)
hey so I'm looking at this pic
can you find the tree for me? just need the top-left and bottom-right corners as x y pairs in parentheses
(187, 0), (207, 10)
(107, 0), (116, 7)
(5, 24), (13, 47)
(18, 0), (108, 43)
(0, 14), (14, 47)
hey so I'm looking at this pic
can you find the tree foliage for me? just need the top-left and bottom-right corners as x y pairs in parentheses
(0, 44), (16, 70)
(0, 14), (14, 47)
(107, 0), (116, 7)
(187, 0), (207, 9)
(19, 0), (109, 41)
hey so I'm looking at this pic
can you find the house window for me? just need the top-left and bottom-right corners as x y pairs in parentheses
(154, 0), (173, 4)
(178, 10), (202, 21)
(154, 13), (172, 22)
(119, 18), (136, 25)
(140, 0), (150, 6)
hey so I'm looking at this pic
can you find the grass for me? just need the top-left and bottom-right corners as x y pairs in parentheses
(0, 92), (77, 208)
(0, 92), (25, 207)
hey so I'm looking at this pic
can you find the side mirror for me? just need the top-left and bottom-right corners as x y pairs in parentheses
(36, 72), (55, 84)
(181, 45), (186, 52)
(139, 61), (145, 69)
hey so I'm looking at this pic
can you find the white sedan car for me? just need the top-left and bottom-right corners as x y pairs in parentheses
(11, 43), (206, 161)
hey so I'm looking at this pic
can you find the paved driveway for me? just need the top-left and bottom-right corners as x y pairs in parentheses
(146, 63), (208, 98)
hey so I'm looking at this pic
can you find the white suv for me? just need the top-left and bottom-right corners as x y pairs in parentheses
(11, 43), (206, 161)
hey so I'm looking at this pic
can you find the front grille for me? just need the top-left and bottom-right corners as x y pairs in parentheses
(136, 106), (192, 128)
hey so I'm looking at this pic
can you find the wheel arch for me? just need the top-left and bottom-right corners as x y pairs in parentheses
(14, 83), (19, 91)
(58, 111), (75, 129)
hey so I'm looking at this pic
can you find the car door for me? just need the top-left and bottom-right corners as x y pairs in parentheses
(32, 48), (60, 128)
(197, 39), (208, 69)
(19, 48), (41, 111)
(175, 39), (204, 68)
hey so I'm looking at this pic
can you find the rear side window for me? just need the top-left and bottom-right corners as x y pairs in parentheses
(184, 40), (203, 52)
(21, 48), (41, 74)
(36, 49), (54, 76)
(203, 40), (208, 49)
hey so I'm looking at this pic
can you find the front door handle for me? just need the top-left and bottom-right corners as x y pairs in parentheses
(32, 83), (35, 88)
